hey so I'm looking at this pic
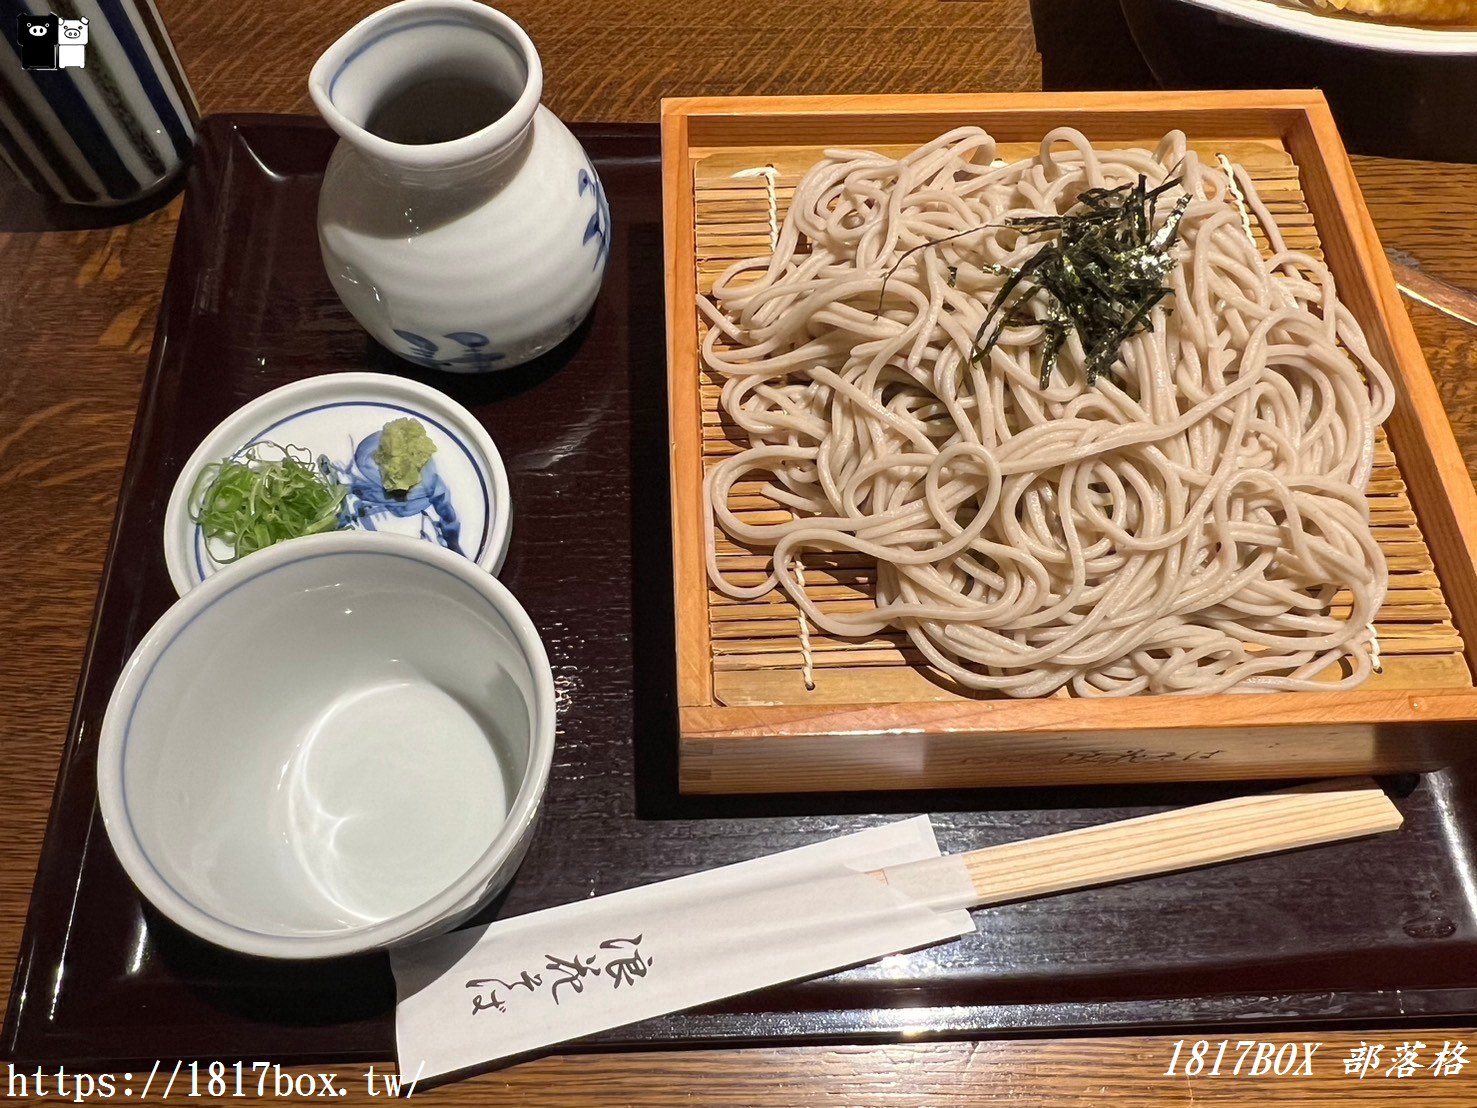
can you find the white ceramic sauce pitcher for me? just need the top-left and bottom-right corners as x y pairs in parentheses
(309, 0), (609, 371)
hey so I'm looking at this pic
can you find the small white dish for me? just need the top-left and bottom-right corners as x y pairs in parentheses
(98, 530), (555, 959)
(163, 372), (511, 596)
(1173, 0), (1477, 54)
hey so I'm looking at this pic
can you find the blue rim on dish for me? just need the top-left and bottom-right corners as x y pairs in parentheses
(163, 373), (512, 596)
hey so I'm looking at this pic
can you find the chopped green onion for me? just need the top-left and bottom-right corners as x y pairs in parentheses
(190, 442), (347, 563)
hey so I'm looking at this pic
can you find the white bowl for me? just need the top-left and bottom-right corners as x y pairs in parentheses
(98, 531), (554, 959)
(1117, 0), (1477, 160)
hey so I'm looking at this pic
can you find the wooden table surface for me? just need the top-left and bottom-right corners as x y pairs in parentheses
(3, 0), (1477, 1103)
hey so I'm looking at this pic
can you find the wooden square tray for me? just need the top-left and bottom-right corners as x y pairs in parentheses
(14, 115), (1477, 1067)
(662, 91), (1477, 794)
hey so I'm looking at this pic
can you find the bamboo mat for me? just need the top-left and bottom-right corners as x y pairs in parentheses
(688, 138), (1472, 707)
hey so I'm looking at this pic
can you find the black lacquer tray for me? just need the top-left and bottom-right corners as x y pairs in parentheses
(7, 115), (1477, 1068)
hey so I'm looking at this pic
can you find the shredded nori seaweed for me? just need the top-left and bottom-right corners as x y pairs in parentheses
(972, 175), (1191, 388)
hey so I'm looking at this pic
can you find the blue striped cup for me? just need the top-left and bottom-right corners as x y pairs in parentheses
(1, 0), (197, 205)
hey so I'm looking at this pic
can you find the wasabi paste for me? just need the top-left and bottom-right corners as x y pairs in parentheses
(374, 417), (436, 495)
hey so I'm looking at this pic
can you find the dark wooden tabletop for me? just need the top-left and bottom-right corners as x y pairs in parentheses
(3, 0), (1477, 1102)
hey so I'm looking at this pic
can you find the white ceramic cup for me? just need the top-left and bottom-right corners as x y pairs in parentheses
(97, 531), (555, 959)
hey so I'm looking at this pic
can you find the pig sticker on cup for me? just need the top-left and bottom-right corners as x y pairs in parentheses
(58, 16), (86, 68)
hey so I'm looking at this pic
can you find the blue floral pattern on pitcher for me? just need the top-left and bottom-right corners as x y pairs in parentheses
(385, 166), (606, 368)
(392, 329), (507, 371)
(579, 165), (610, 270)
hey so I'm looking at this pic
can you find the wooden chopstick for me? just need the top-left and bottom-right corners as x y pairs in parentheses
(871, 780), (1402, 911)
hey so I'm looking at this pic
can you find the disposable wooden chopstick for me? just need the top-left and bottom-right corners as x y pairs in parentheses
(871, 779), (1402, 911)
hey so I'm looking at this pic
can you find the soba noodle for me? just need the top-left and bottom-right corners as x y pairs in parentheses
(698, 127), (1395, 697)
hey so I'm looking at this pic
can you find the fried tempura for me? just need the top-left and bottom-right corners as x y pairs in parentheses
(1312, 0), (1477, 23)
